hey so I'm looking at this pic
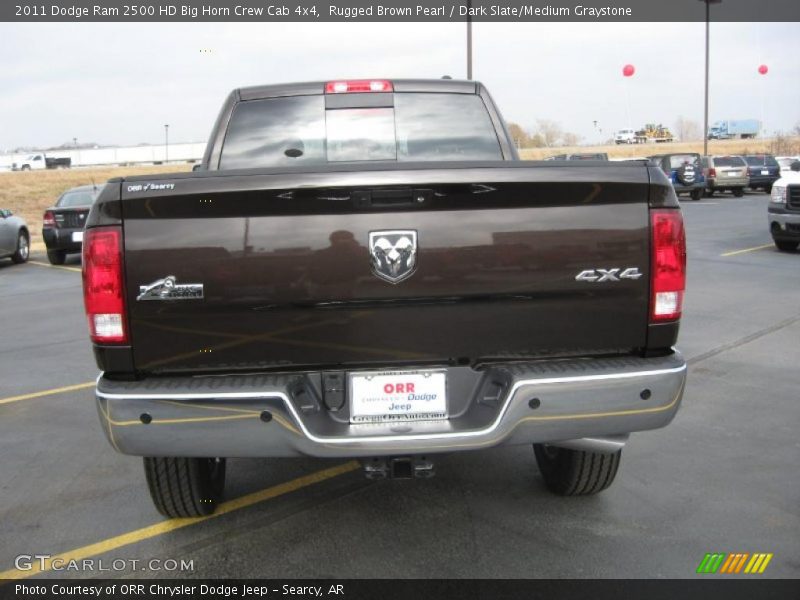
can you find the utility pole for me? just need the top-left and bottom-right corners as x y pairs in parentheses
(466, 0), (472, 79)
(164, 124), (169, 163)
(699, 0), (722, 156)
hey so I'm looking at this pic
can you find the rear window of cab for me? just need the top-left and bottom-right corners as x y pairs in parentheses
(219, 93), (503, 169)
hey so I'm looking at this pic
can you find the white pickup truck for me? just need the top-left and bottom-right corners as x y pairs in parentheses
(11, 153), (71, 171)
(614, 129), (636, 144)
(769, 160), (800, 252)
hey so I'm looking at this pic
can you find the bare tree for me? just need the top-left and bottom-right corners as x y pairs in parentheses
(506, 122), (530, 149)
(562, 132), (583, 147)
(535, 119), (563, 148)
(768, 132), (800, 156)
(528, 133), (545, 148)
(674, 116), (701, 141)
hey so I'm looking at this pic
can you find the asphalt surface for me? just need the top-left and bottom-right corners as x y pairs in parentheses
(0, 191), (798, 580)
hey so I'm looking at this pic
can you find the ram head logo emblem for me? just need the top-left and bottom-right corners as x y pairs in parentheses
(369, 230), (418, 284)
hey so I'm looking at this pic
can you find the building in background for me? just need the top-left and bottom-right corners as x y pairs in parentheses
(0, 142), (206, 170)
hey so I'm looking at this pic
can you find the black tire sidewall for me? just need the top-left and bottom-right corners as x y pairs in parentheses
(195, 457), (226, 513)
(47, 250), (66, 265)
(533, 444), (573, 494)
(774, 240), (799, 252)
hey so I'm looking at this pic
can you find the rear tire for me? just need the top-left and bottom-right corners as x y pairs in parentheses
(46, 249), (66, 265)
(11, 231), (29, 264)
(704, 188), (714, 198)
(143, 457), (226, 518)
(533, 444), (621, 496)
(690, 188), (703, 201)
(774, 240), (798, 252)
(733, 188), (744, 197)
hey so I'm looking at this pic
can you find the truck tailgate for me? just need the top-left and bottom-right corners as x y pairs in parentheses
(120, 163), (651, 373)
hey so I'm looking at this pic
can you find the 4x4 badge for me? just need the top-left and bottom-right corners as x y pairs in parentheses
(575, 267), (643, 282)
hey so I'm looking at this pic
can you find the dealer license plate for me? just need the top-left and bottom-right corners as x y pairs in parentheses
(727, 171), (739, 177)
(349, 370), (447, 423)
(761, 169), (770, 175)
(72, 231), (84, 242)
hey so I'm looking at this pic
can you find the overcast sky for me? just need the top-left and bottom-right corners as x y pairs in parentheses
(1, 21), (798, 149)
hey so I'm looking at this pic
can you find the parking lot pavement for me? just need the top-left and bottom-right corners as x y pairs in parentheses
(0, 192), (798, 580)
(0, 255), (96, 399)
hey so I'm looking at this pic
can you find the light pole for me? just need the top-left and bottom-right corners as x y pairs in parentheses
(698, 0), (722, 156)
(466, 0), (472, 79)
(164, 124), (169, 164)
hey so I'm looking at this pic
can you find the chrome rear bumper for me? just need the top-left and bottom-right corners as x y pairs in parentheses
(95, 352), (686, 458)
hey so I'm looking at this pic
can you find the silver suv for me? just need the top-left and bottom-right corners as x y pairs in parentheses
(701, 155), (748, 197)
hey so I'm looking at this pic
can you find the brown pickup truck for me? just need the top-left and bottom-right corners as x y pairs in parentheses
(82, 79), (687, 518)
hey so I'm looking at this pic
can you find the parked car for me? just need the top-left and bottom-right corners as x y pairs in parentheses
(701, 155), (748, 197)
(84, 78), (687, 519)
(42, 184), (104, 264)
(649, 153), (705, 201)
(11, 153), (71, 171)
(744, 155), (781, 193)
(768, 160), (800, 252)
(614, 129), (636, 144)
(0, 208), (30, 264)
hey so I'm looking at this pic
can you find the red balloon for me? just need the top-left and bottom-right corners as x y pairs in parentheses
(622, 64), (635, 77)
(758, 64), (768, 75)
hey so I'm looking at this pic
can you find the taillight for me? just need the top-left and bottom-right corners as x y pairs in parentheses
(82, 226), (127, 344)
(746, 167), (752, 176)
(43, 210), (56, 229)
(650, 209), (686, 322)
(707, 168), (716, 178)
(325, 80), (393, 94)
